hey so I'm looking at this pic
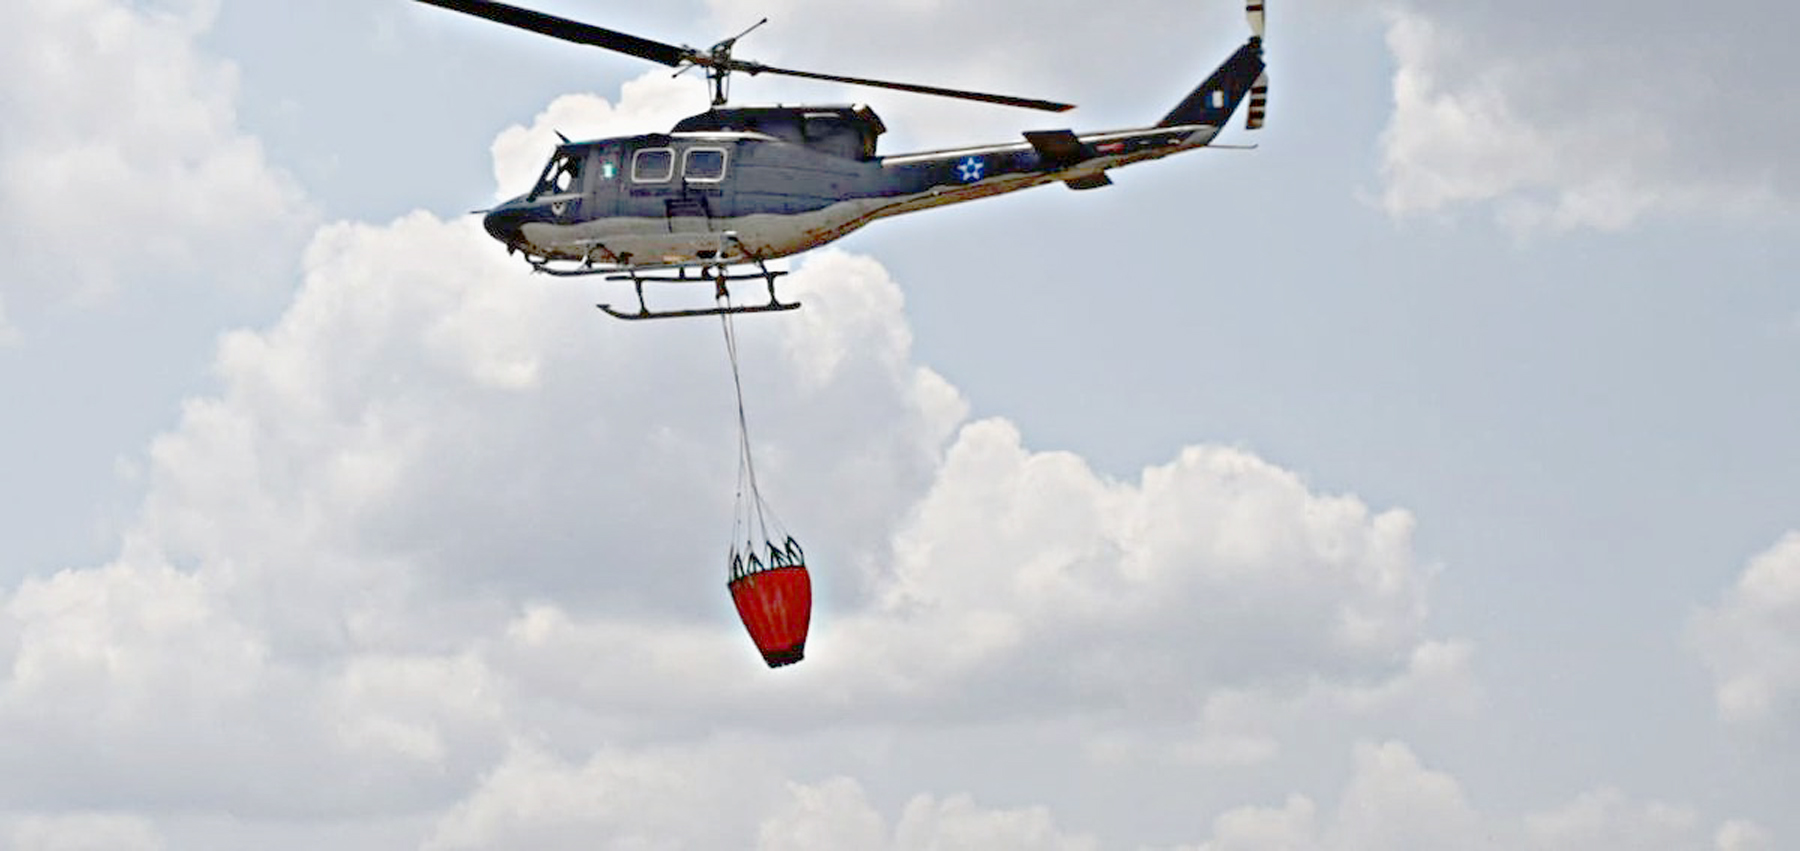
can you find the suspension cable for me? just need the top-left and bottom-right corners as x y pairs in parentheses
(720, 299), (774, 548)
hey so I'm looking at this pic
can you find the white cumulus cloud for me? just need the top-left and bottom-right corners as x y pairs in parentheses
(1376, 1), (1799, 232)
(0, 71), (1644, 849)
(0, 200), (1458, 844)
(1180, 741), (1766, 851)
(4, 813), (165, 851)
(1692, 532), (1800, 729)
(0, 0), (310, 315)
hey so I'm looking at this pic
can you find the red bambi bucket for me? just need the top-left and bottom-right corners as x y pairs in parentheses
(728, 562), (812, 668)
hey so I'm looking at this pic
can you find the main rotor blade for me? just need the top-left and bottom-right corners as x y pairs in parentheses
(415, 0), (690, 67)
(416, 0), (1072, 112)
(744, 64), (1075, 113)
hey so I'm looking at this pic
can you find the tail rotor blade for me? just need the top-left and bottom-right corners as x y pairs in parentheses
(1246, 1), (1267, 128)
(1246, 70), (1268, 129)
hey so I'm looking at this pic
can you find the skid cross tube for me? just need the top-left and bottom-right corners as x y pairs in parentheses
(593, 232), (801, 320)
(597, 260), (798, 321)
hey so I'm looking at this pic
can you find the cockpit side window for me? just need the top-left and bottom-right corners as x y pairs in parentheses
(533, 151), (583, 198)
(632, 148), (675, 182)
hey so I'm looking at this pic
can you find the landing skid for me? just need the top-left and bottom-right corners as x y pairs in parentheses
(597, 261), (800, 321)
(598, 299), (800, 321)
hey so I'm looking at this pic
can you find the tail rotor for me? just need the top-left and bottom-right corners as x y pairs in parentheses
(1246, 2), (1268, 129)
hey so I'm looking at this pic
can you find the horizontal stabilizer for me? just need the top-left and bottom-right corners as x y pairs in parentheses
(1024, 129), (1085, 167)
(1064, 173), (1112, 191)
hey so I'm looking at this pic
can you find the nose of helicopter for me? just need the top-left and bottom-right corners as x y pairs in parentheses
(482, 204), (527, 250)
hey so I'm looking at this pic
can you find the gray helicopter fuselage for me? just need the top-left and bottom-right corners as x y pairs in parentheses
(482, 38), (1265, 271)
(487, 126), (1213, 268)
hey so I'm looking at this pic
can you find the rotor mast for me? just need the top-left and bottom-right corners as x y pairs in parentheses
(691, 18), (767, 106)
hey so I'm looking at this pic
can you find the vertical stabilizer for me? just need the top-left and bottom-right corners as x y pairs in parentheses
(1156, 39), (1265, 128)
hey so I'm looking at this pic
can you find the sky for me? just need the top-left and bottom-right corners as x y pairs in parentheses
(1, 0), (1797, 848)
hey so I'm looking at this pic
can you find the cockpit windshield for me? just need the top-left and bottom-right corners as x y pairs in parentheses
(532, 151), (583, 198)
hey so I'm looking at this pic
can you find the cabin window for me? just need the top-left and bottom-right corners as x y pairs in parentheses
(632, 148), (674, 182)
(683, 147), (728, 182)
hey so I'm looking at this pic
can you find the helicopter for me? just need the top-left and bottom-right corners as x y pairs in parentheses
(418, 0), (1269, 320)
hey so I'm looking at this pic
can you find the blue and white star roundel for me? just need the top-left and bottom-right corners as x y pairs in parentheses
(956, 155), (986, 182)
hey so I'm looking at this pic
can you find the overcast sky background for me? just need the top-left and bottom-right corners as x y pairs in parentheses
(2, 0), (1797, 848)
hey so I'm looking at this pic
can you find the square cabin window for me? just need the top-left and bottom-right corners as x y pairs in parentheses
(632, 148), (674, 182)
(683, 148), (728, 182)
